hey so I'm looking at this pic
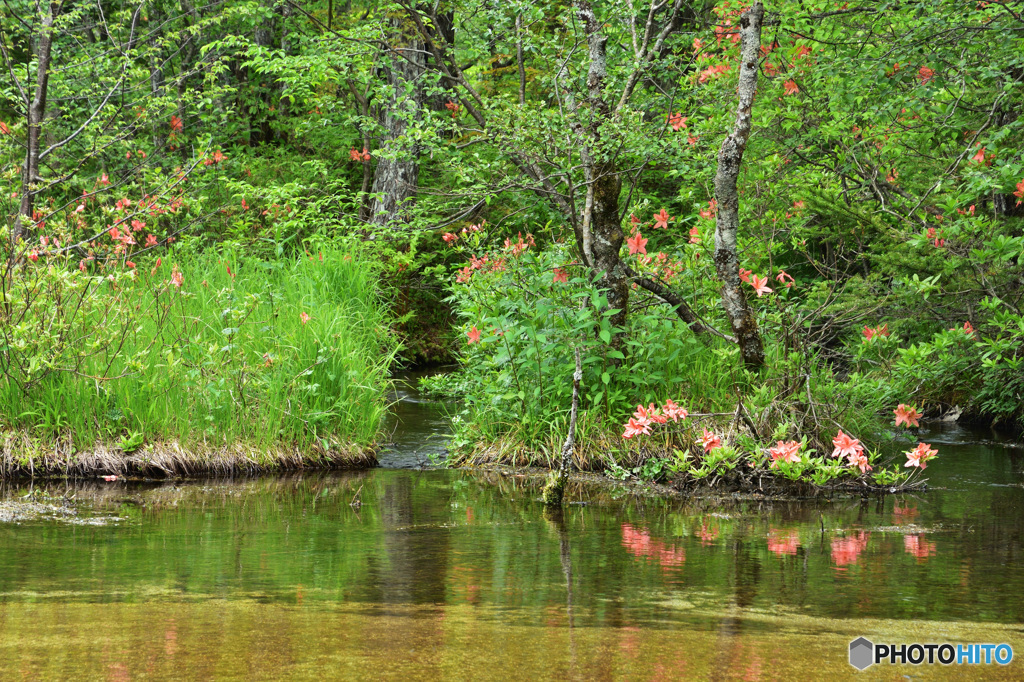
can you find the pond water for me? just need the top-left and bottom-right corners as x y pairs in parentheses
(1, 386), (1023, 679)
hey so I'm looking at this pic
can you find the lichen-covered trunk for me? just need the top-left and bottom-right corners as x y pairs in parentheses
(370, 14), (426, 229)
(12, 5), (55, 245)
(573, 0), (628, 334)
(543, 348), (582, 508)
(589, 167), (628, 330)
(712, 2), (765, 370)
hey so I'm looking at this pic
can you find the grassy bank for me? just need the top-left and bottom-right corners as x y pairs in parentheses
(0, 246), (396, 476)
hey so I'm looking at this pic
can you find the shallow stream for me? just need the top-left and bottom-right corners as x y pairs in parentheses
(1, 379), (1023, 679)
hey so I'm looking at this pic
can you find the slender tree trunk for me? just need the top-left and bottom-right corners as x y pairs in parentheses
(543, 348), (581, 507)
(712, 2), (765, 370)
(251, 3), (276, 145)
(369, 13), (426, 228)
(515, 14), (526, 105)
(149, 6), (166, 151)
(12, 3), (55, 245)
(275, 1), (295, 144)
(347, 80), (375, 222)
(993, 103), (1023, 217)
(423, 3), (455, 116)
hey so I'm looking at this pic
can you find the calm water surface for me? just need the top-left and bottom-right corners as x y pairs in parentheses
(1, 392), (1023, 679)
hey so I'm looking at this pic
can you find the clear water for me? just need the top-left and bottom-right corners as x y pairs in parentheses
(1, 389), (1023, 679)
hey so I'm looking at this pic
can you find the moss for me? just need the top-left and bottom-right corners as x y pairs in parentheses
(541, 470), (566, 507)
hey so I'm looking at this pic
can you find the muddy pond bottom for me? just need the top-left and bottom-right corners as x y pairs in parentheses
(0, 424), (1023, 680)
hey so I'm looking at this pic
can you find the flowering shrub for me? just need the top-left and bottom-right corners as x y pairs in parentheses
(435, 222), (747, 462)
(435, 221), (931, 490)
(608, 397), (933, 488)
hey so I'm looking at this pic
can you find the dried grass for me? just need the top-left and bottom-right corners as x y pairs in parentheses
(0, 429), (376, 478)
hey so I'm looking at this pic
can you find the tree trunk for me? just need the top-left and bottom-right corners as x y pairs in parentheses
(423, 4), (455, 116)
(149, 6), (167, 151)
(993, 103), (1023, 217)
(250, 3), (276, 145)
(543, 348), (581, 507)
(574, 0), (628, 335)
(12, 3), (55, 245)
(369, 13), (426, 229)
(712, 2), (765, 370)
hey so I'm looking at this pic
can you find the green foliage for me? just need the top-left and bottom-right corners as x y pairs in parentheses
(442, 230), (743, 458)
(3, 0), (1023, 480)
(0, 247), (395, 452)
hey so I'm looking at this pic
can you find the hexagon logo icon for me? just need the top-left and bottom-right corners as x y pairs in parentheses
(849, 637), (874, 670)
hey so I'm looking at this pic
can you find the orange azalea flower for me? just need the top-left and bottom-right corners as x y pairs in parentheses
(667, 113), (688, 131)
(831, 430), (863, 459)
(769, 440), (801, 467)
(653, 208), (672, 229)
(750, 274), (773, 297)
(700, 428), (721, 452)
(622, 418), (651, 439)
(863, 324), (889, 341)
(905, 443), (938, 470)
(848, 451), (873, 474)
(626, 231), (648, 256)
(634, 403), (667, 425)
(662, 399), (688, 422)
(893, 404), (921, 428)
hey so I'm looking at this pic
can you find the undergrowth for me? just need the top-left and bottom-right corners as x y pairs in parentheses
(0, 245), (396, 463)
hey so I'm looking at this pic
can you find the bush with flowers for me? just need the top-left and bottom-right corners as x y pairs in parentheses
(429, 218), (937, 493)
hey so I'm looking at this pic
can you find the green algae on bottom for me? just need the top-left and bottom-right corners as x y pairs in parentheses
(1, 600), (1021, 681)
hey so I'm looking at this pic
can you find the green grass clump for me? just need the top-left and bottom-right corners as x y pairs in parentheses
(0, 246), (396, 461)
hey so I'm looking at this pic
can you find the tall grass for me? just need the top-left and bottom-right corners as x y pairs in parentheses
(0, 247), (396, 462)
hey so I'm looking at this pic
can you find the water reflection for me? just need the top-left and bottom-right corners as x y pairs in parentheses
(766, 528), (799, 557)
(697, 521), (719, 546)
(904, 534), (937, 561)
(378, 369), (454, 469)
(0, 424), (1022, 678)
(621, 523), (686, 570)
(831, 531), (870, 568)
(892, 501), (919, 523)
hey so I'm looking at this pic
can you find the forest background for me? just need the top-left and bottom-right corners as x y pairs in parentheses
(1, 0), (1022, 487)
